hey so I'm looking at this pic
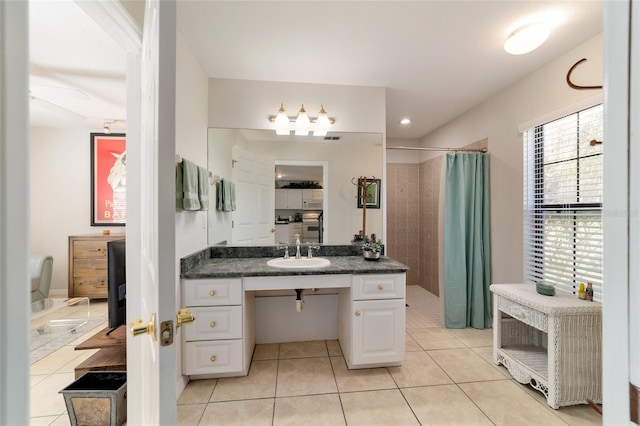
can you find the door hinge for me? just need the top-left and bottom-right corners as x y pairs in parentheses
(232, 159), (238, 168)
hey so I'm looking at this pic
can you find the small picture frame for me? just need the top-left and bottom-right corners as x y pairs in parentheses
(91, 133), (127, 226)
(357, 178), (381, 209)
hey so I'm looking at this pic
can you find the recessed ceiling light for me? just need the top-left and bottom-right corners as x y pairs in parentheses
(504, 23), (550, 55)
(400, 118), (411, 125)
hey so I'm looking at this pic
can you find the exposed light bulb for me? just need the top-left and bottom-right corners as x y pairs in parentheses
(295, 104), (310, 136)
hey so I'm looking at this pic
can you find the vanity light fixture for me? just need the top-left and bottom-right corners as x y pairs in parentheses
(504, 23), (550, 55)
(295, 105), (311, 136)
(269, 104), (335, 136)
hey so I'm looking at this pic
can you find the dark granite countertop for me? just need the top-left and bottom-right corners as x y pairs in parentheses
(182, 255), (409, 279)
(180, 244), (409, 279)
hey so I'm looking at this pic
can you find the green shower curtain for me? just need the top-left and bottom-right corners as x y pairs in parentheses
(444, 153), (491, 329)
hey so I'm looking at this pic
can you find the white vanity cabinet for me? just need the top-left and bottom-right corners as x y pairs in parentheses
(181, 278), (255, 378)
(338, 274), (406, 369)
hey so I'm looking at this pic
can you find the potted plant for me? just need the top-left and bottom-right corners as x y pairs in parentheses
(360, 233), (382, 260)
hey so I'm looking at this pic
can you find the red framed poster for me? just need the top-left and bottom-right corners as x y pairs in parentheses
(91, 133), (127, 226)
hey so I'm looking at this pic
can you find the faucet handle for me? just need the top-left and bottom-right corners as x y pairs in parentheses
(276, 245), (290, 259)
(307, 245), (320, 259)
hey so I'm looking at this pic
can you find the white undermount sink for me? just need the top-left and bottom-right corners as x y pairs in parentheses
(266, 257), (331, 269)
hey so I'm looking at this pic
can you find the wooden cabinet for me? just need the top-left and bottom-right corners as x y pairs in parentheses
(491, 284), (602, 408)
(182, 278), (255, 378)
(338, 273), (406, 369)
(68, 234), (125, 299)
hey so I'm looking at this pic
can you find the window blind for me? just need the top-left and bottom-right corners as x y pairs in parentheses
(523, 104), (603, 301)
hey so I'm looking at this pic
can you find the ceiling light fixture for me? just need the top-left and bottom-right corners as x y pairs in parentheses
(400, 118), (411, 125)
(103, 120), (113, 134)
(504, 23), (550, 55)
(269, 104), (335, 136)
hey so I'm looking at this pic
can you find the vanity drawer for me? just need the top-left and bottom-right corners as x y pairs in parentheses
(183, 340), (243, 375)
(183, 306), (243, 341)
(183, 278), (242, 306)
(352, 274), (406, 300)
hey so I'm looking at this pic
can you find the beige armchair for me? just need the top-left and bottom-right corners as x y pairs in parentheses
(31, 255), (53, 304)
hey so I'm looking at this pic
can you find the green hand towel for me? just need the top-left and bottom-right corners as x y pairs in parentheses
(197, 165), (209, 211)
(182, 159), (201, 211)
(175, 162), (183, 210)
(216, 180), (224, 211)
(229, 182), (236, 211)
(223, 179), (233, 212)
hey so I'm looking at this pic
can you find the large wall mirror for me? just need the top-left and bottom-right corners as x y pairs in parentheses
(207, 128), (384, 246)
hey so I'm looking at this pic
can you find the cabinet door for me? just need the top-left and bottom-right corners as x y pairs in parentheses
(286, 189), (302, 209)
(352, 299), (405, 365)
(275, 189), (287, 209)
(275, 224), (288, 244)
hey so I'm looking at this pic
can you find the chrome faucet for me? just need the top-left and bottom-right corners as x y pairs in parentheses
(307, 244), (320, 259)
(295, 234), (301, 259)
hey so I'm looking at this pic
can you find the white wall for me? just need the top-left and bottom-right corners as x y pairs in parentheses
(30, 128), (125, 296)
(386, 138), (421, 164)
(420, 34), (603, 284)
(207, 78), (387, 242)
(174, 31), (209, 392)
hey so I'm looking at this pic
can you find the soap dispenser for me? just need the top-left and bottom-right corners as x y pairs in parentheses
(578, 283), (586, 300)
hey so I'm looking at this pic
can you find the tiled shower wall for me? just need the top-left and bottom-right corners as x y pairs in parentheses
(386, 164), (421, 287)
(387, 157), (442, 295)
(419, 156), (442, 296)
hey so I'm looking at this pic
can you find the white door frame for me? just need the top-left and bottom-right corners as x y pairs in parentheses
(0, 1), (30, 424)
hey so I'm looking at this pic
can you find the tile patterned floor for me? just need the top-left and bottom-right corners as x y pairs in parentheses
(30, 287), (602, 425)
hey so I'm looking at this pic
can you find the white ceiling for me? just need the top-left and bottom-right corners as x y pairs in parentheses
(30, 1), (603, 139)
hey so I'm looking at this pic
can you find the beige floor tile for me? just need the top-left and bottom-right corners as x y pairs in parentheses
(67, 323), (108, 347)
(254, 343), (280, 360)
(31, 345), (85, 375)
(57, 348), (99, 374)
(330, 356), (396, 392)
(470, 346), (512, 378)
(402, 385), (493, 425)
(274, 393), (345, 426)
(31, 374), (48, 388)
(326, 339), (342, 356)
(30, 415), (62, 425)
(211, 360), (277, 401)
(447, 327), (494, 347)
(276, 357), (337, 397)
(388, 351), (452, 388)
(515, 381), (603, 425)
(178, 379), (217, 404)
(177, 403), (206, 426)
(460, 380), (567, 426)
(198, 399), (274, 426)
(407, 327), (466, 350)
(428, 348), (508, 383)
(340, 389), (419, 426)
(279, 340), (327, 359)
(30, 372), (75, 417)
(405, 333), (422, 352)
(50, 414), (71, 426)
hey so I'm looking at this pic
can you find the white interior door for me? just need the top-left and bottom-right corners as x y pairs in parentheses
(125, 0), (177, 424)
(231, 145), (275, 244)
(0, 1), (30, 424)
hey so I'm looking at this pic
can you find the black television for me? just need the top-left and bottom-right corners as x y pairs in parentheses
(106, 239), (126, 335)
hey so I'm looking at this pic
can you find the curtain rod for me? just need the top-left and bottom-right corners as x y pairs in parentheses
(387, 146), (488, 153)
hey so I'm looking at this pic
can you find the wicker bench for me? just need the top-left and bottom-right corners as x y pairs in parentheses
(490, 283), (602, 409)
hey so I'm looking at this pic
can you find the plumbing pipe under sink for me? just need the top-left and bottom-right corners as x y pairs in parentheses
(295, 288), (304, 313)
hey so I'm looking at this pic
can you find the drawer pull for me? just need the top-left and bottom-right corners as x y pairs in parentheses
(377, 284), (384, 291)
(210, 321), (217, 328)
(87, 248), (103, 252)
(355, 311), (361, 317)
(210, 355), (217, 363)
(209, 290), (216, 297)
